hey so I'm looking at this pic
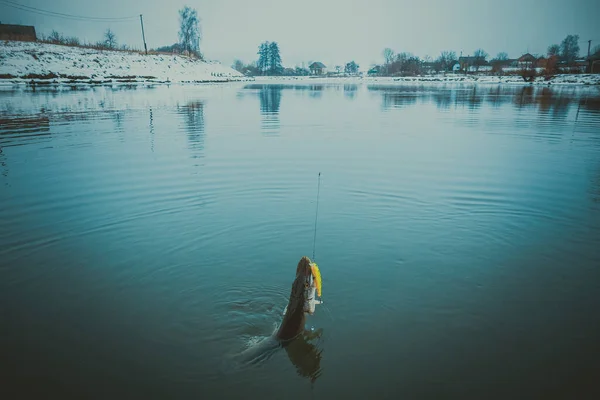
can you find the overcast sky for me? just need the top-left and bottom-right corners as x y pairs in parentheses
(1, 0), (598, 69)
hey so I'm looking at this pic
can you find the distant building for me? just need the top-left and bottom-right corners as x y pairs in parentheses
(458, 56), (476, 71)
(309, 62), (326, 75)
(367, 66), (381, 76)
(422, 61), (436, 74)
(588, 51), (600, 74)
(517, 53), (536, 68)
(554, 59), (589, 73)
(458, 56), (490, 72)
(0, 23), (37, 42)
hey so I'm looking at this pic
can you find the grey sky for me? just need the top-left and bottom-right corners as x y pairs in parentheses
(1, 0), (598, 70)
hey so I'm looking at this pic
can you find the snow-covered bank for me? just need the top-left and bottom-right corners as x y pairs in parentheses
(0, 40), (247, 85)
(251, 74), (600, 86)
(1, 40), (597, 87)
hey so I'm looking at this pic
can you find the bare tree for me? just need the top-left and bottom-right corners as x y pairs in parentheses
(387, 52), (411, 75)
(547, 44), (560, 57)
(560, 34), (580, 64)
(104, 29), (117, 49)
(473, 48), (489, 71)
(65, 36), (80, 46)
(490, 52), (510, 74)
(179, 6), (201, 57)
(48, 30), (63, 44)
(232, 59), (244, 73)
(495, 52), (509, 61)
(383, 48), (395, 65)
(437, 50), (457, 71)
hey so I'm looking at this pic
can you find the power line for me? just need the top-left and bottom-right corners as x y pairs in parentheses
(0, 0), (138, 22)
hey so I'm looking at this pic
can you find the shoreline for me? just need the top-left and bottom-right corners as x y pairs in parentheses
(249, 74), (600, 86)
(2, 74), (599, 88)
(1, 41), (598, 88)
(2, 73), (598, 89)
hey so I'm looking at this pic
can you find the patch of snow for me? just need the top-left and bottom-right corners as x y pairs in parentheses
(0, 40), (247, 85)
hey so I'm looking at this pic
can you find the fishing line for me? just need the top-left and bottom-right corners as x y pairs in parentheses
(320, 303), (335, 322)
(312, 172), (321, 261)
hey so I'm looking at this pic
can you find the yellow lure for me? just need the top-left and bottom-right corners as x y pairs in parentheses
(310, 263), (322, 297)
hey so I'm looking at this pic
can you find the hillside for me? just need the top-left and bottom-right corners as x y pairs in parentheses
(0, 40), (246, 85)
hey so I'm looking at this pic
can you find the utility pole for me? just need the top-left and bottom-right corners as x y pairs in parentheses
(140, 14), (148, 55)
(588, 40), (593, 73)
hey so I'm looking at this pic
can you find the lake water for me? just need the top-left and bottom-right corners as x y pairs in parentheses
(1, 82), (600, 399)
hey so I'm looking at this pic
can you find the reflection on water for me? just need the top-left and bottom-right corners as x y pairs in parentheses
(368, 86), (419, 109)
(283, 328), (324, 383)
(591, 167), (600, 206)
(1, 83), (600, 399)
(308, 85), (324, 98)
(362, 84), (600, 118)
(0, 147), (7, 179)
(259, 86), (282, 115)
(343, 84), (357, 99)
(178, 101), (205, 158)
(259, 86), (282, 135)
(149, 107), (155, 153)
(0, 115), (51, 147)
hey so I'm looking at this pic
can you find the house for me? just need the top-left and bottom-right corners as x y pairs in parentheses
(0, 23), (37, 42)
(309, 62), (326, 75)
(422, 61), (437, 74)
(556, 59), (588, 73)
(367, 66), (381, 76)
(458, 56), (476, 71)
(588, 50), (600, 73)
(517, 53), (536, 68)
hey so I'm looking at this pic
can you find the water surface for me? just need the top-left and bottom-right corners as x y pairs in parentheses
(1, 83), (600, 399)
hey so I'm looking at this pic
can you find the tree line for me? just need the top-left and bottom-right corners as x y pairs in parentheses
(376, 34), (588, 77)
(39, 28), (123, 51)
(232, 33), (592, 78)
(232, 42), (361, 76)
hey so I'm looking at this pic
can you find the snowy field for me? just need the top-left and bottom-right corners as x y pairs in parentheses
(0, 40), (245, 85)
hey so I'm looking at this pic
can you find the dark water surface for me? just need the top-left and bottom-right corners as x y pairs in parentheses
(1, 83), (600, 399)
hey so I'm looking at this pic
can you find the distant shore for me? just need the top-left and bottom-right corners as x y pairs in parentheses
(1, 40), (598, 88)
(251, 74), (600, 86)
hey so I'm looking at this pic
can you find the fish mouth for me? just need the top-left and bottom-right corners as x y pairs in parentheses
(294, 256), (315, 314)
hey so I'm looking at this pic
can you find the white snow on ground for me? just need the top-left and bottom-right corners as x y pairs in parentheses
(1, 40), (598, 87)
(0, 40), (246, 84)
(251, 74), (600, 86)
